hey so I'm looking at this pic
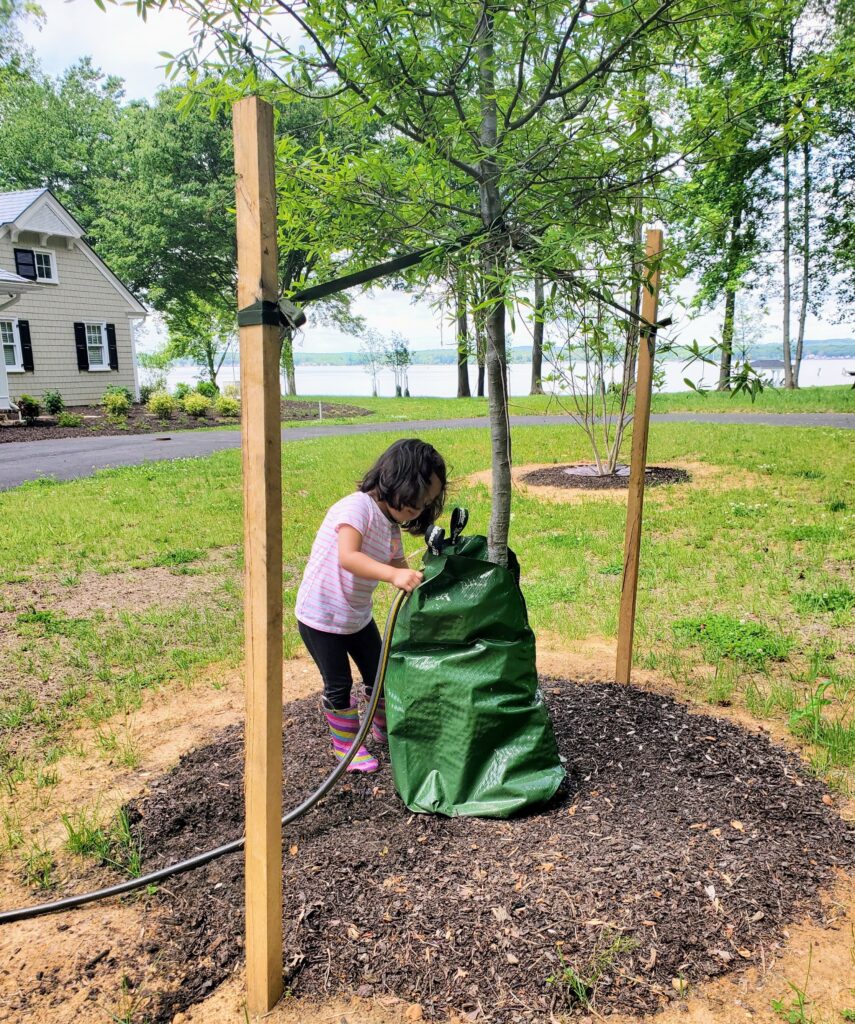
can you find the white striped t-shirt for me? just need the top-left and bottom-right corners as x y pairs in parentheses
(295, 491), (404, 634)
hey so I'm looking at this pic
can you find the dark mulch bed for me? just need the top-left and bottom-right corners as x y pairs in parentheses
(0, 399), (372, 443)
(125, 679), (851, 1023)
(522, 464), (689, 490)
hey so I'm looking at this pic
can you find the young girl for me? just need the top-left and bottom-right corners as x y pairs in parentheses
(295, 438), (447, 773)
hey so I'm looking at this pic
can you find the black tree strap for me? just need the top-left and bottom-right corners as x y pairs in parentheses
(237, 298), (307, 330)
(291, 231), (482, 305)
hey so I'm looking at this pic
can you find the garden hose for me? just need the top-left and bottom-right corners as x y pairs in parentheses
(0, 589), (409, 926)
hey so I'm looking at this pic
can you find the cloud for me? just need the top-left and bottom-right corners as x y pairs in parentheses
(22, 0), (195, 100)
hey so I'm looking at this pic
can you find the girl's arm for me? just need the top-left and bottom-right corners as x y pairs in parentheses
(339, 526), (422, 593)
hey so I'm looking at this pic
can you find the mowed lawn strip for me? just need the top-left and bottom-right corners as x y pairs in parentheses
(0, 421), (852, 796)
(279, 384), (854, 426)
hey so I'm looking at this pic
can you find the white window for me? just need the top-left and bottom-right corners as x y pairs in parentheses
(1, 320), (23, 372)
(34, 250), (58, 283)
(85, 322), (109, 370)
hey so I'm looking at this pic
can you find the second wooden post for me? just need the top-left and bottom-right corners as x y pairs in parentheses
(615, 229), (663, 685)
(233, 95), (284, 1015)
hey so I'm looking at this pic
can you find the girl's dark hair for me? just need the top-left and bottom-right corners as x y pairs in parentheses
(359, 438), (447, 535)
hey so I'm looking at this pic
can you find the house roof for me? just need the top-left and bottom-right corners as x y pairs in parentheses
(0, 188), (49, 226)
(0, 189), (146, 315)
(0, 267), (37, 293)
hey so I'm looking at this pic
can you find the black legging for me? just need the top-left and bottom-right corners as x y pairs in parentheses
(297, 618), (382, 710)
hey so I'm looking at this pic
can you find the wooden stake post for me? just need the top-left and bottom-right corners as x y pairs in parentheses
(615, 229), (663, 685)
(233, 96), (284, 1015)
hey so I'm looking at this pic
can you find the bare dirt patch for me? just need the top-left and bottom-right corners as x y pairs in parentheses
(2, 562), (232, 623)
(465, 461), (767, 506)
(0, 657), (325, 1024)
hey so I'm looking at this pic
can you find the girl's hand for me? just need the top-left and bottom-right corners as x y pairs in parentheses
(391, 568), (423, 593)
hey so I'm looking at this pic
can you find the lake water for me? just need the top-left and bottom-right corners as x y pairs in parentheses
(162, 357), (852, 398)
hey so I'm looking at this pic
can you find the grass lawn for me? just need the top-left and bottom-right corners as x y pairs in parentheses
(1, 418), (852, 821)
(281, 384), (854, 425)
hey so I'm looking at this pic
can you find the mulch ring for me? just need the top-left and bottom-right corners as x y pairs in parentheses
(125, 679), (851, 1023)
(521, 464), (689, 490)
(0, 399), (372, 443)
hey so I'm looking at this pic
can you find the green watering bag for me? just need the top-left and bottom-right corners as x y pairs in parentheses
(384, 509), (565, 818)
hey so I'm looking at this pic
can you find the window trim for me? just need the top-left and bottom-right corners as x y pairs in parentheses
(84, 321), (110, 371)
(33, 248), (59, 284)
(1, 319), (24, 373)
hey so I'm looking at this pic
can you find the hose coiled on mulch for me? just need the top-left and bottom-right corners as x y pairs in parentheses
(0, 590), (407, 925)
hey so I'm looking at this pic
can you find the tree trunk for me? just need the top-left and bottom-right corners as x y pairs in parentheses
(475, 309), (486, 396)
(718, 288), (737, 391)
(477, 3), (511, 566)
(456, 270), (471, 398)
(794, 141), (810, 387)
(530, 271), (545, 395)
(717, 208), (743, 390)
(280, 330), (296, 396)
(782, 152), (794, 387)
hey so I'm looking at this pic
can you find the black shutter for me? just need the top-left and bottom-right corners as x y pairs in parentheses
(17, 320), (34, 372)
(74, 322), (89, 371)
(14, 248), (37, 280)
(106, 323), (119, 370)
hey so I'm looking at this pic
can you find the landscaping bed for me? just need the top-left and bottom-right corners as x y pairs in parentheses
(0, 399), (372, 442)
(122, 678), (852, 1023)
(521, 464), (690, 490)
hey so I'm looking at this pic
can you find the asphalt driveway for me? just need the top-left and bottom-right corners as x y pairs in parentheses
(0, 412), (851, 491)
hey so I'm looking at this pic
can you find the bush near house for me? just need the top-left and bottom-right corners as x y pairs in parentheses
(147, 391), (176, 419)
(214, 395), (240, 418)
(102, 389), (131, 419)
(56, 412), (83, 427)
(195, 380), (218, 399)
(16, 395), (40, 422)
(182, 393), (212, 418)
(174, 382), (191, 400)
(42, 390), (65, 415)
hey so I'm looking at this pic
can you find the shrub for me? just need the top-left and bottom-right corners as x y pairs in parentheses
(139, 373), (167, 405)
(195, 380), (219, 399)
(182, 392), (212, 418)
(103, 384), (133, 403)
(147, 390), (176, 419)
(222, 383), (240, 400)
(174, 382), (191, 400)
(214, 395), (240, 418)
(42, 390), (65, 416)
(16, 394), (40, 422)
(57, 412), (83, 428)
(101, 390), (130, 419)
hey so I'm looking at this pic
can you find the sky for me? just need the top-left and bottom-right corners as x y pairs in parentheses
(20, 0), (854, 355)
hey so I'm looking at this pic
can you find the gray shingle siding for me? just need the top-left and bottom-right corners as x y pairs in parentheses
(0, 230), (140, 406)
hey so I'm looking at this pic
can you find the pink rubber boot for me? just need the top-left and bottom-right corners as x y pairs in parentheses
(323, 704), (378, 773)
(364, 688), (387, 745)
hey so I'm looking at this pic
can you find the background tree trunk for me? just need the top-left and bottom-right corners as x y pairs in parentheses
(530, 271), (545, 395)
(794, 141), (810, 387)
(717, 208), (742, 390)
(717, 288), (737, 390)
(782, 140), (794, 388)
(280, 330), (296, 396)
(456, 270), (471, 397)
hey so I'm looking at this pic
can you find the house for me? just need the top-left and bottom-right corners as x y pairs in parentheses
(0, 188), (146, 411)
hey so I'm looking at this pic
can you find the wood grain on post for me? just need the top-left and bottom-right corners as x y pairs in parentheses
(233, 96), (284, 1015)
(615, 229), (663, 685)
